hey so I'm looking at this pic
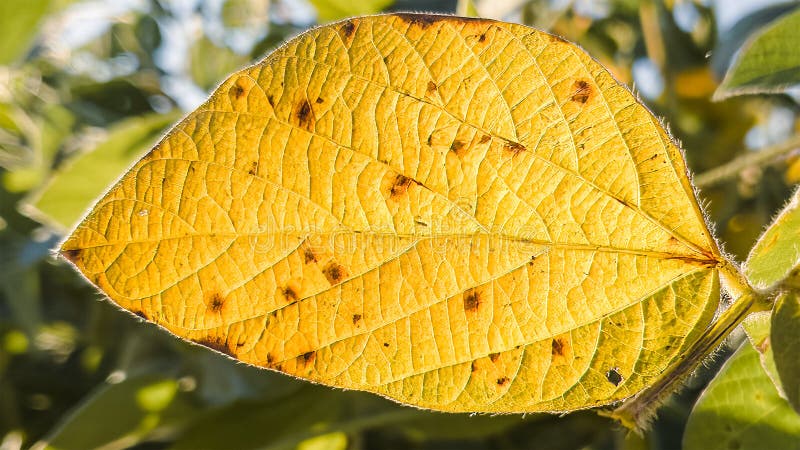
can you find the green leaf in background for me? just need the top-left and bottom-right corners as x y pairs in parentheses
(309, 0), (393, 22)
(189, 37), (250, 92)
(742, 311), (784, 397)
(744, 187), (800, 289)
(772, 291), (800, 413)
(0, 0), (61, 64)
(32, 374), (194, 450)
(683, 341), (800, 450)
(24, 112), (180, 229)
(714, 7), (800, 100)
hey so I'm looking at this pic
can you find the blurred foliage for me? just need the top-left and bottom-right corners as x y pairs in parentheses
(1, 0), (800, 449)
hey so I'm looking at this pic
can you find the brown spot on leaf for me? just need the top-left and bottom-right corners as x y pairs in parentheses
(62, 248), (82, 264)
(606, 368), (623, 386)
(132, 310), (148, 320)
(322, 261), (348, 285)
(427, 80), (437, 94)
(339, 20), (356, 40)
(315, 97), (324, 104)
(478, 33), (487, 43)
(551, 338), (565, 356)
(489, 352), (500, 362)
(383, 342), (390, 347)
(230, 82), (246, 100)
(196, 336), (232, 356)
(248, 161), (258, 175)
(295, 99), (314, 129)
(496, 377), (509, 386)
(282, 285), (298, 303)
(471, 361), (479, 372)
(301, 351), (316, 365)
(267, 94), (275, 108)
(266, 352), (275, 365)
(394, 13), (486, 29)
(570, 79), (593, 104)
(303, 248), (317, 264)
(548, 33), (567, 44)
(450, 140), (467, 156)
(389, 174), (418, 198)
(479, 134), (491, 144)
(504, 141), (526, 155)
(352, 314), (362, 325)
(463, 289), (481, 312)
(208, 293), (225, 312)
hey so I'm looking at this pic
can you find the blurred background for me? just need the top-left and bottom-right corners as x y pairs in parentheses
(1, 0), (799, 449)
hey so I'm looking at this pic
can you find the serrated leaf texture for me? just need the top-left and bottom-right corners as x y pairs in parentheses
(61, 14), (722, 412)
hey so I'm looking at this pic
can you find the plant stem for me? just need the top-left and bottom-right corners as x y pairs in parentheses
(606, 261), (771, 432)
(694, 135), (800, 188)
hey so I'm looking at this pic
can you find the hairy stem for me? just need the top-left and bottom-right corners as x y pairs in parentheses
(694, 135), (800, 188)
(606, 261), (771, 432)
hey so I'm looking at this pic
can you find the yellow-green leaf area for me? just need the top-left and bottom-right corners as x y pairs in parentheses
(60, 14), (721, 413)
(772, 291), (800, 413)
(746, 187), (800, 288)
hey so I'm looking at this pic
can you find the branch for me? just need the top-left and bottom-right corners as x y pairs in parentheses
(694, 135), (800, 189)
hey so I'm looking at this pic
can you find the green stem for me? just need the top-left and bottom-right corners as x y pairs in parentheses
(606, 261), (771, 432)
(694, 135), (800, 188)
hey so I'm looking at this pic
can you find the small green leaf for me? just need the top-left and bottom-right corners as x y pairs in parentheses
(742, 311), (784, 396)
(772, 291), (800, 413)
(24, 112), (180, 229)
(0, 0), (61, 64)
(309, 0), (393, 22)
(35, 374), (193, 450)
(684, 341), (800, 450)
(745, 187), (800, 289)
(714, 7), (800, 100)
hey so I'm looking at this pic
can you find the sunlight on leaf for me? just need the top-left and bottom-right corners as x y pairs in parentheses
(714, 7), (800, 100)
(60, 14), (722, 413)
(745, 186), (800, 289)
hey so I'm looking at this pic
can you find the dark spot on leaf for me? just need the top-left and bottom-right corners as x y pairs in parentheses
(551, 338), (565, 356)
(427, 134), (434, 146)
(196, 336), (232, 356)
(352, 314), (362, 325)
(132, 310), (148, 320)
(450, 140), (467, 156)
(389, 174), (418, 198)
(208, 293), (225, 312)
(463, 289), (481, 312)
(504, 141), (526, 155)
(62, 248), (82, 263)
(427, 80), (437, 93)
(570, 79), (593, 104)
(266, 352), (275, 365)
(471, 361), (479, 372)
(267, 94), (275, 108)
(282, 285), (298, 303)
(606, 368), (623, 386)
(489, 353), (500, 362)
(478, 33), (486, 43)
(479, 134), (491, 144)
(315, 97), (324, 104)
(528, 255), (537, 266)
(322, 261), (348, 285)
(295, 99), (314, 129)
(496, 377), (509, 386)
(383, 342), (390, 347)
(230, 82), (245, 99)
(394, 13), (486, 29)
(415, 219), (428, 226)
(303, 248), (317, 264)
(548, 33), (567, 43)
(248, 161), (258, 175)
(301, 351), (316, 365)
(340, 20), (355, 39)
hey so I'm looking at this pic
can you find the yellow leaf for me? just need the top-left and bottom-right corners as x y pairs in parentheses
(61, 14), (722, 413)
